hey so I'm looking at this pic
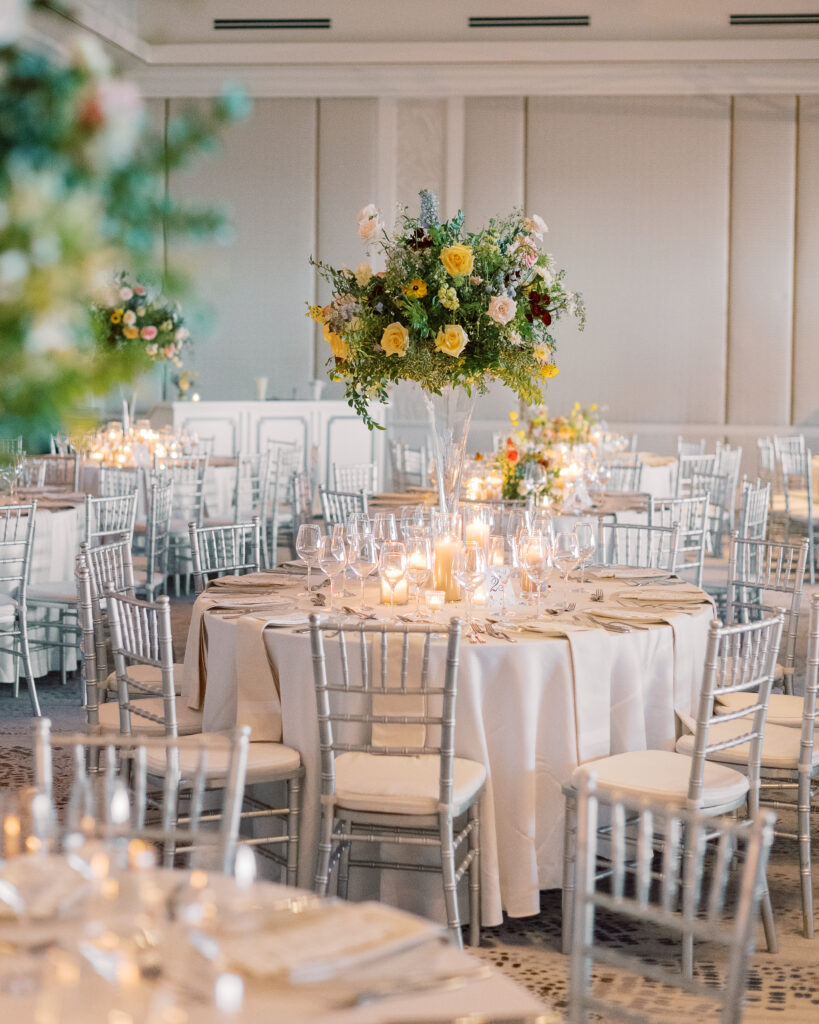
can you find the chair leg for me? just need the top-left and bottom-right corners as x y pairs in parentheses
(314, 806), (335, 896)
(562, 789), (578, 956)
(468, 801), (481, 948)
(439, 811), (463, 950)
(337, 826), (352, 901)
(759, 876), (779, 954)
(798, 772), (814, 938)
(18, 612), (40, 717)
(285, 774), (302, 887)
(58, 608), (67, 687)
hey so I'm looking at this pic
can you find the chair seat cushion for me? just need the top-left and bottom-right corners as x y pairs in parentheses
(333, 752), (486, 816)
(717, 691), (803, 728)
(27, 580), (77, 603)
(145, 735), (301, 784)
(98, 697), (203, 736)
(104, 663), (185, 697)
(676, 720), (817, 770)
(571, 749), (749, 811)
(0, 594), (18, 620)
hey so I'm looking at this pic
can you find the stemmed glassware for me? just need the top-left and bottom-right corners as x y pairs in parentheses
(453, 541), (488, 624)
(379, 540), (407, 611)
(573, 522), (596, 589)
(405, 535), (433, 618)
(295, 524), (321, 594)
(348, 534), (378, 612)
(517, 531), (553, 618)
(505, 509), (531, 545)
(318, 533), (346, 610)
(553, 531), (580, 610)
(372, 512), (398, 556)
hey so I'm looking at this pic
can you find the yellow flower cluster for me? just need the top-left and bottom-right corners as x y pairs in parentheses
(306, 305), (326, 323)
(322, 322), (350, 361)
(438, 284), (459, 311)
(540, 364), (559, 379)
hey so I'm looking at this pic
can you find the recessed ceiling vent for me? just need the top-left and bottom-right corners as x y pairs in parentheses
(469, 15), (590, 28)
(213, 18), (331, 30)
(730, 12), (819, 24)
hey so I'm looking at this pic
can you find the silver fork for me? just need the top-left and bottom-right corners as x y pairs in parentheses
(591, 588), (604, 603)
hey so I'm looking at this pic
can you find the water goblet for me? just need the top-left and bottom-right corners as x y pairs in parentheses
(295, 524), (321, 594)
(573, 522), (596, 589)
(379, 540), (407, 612)
(517, 531), (553, 618)
(505, 509), (531, 544)
(372, 512), (397, 555)
(318, 534), (346, 610)
(348, 534), (378, 612)
(453, 541), (488, 625)
(405, 535), (433, 618)
(553, 531), (580, 610)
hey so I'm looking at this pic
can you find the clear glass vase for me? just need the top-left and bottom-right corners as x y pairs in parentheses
(423, 386), (476, 513)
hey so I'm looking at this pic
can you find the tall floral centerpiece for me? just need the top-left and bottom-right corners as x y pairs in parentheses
(310, 190), (584, 510)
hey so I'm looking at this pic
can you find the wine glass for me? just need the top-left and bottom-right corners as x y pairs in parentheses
(379, 540), (407, 611)
(487, 534), (512, 620)
(348, 534), (378, 612)
(517, 531), (553, 618)
(295, 524), (321, 594)
(318, 534), (346, 610)
(405, 534), (432, 618)
(453, 541), (488, 624)
(531, 509), (555, 547)
(505, 509), (531, 544)
(573, 522), (596, 589)
(346, 512), (371, 541)
(372, 512), (397, 555)
(553, 531), (580, 610)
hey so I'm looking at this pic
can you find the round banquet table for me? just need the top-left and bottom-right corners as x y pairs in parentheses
(0, 500), (83, 686)
(182, 571), (713, 927)
(0, 857), (547, 1022)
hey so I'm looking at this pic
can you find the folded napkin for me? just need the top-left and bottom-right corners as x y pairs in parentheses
(582, 607), (671, 625)
(218, 901), (439, 983)
(587, 566), (669, 581)
(639, 453), (676, 467)
(205, 573), (293, 593)
(616, 584), (711, 605)
(511, 618), (592, 638)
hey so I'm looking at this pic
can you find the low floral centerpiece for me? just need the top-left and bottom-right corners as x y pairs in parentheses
(309, 190), (584, 509)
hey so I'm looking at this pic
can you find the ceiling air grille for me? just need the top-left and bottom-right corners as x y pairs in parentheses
(213, 18), (331, 30)
(730, 12), (819, 24)
(468, 15), (590, 28)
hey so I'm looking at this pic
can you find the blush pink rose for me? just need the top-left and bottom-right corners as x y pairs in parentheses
(140, 325), (158, 341)
(487, 295), (517, 325)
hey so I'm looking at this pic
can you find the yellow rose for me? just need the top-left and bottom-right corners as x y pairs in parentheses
(380, 322), (409, 358)
(322, 322), (350, 361)
(541, 364), (559, 379)
(434, 324), (469, 358)
(440, 244), (474, 278)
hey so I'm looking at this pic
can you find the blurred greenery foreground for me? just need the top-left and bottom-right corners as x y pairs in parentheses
(0, 0), (249, 449)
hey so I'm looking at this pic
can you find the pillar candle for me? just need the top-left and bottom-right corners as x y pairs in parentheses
(464, 521), (490, 548)
(380, 577), (409, 605)
(433, 536), (462, 602)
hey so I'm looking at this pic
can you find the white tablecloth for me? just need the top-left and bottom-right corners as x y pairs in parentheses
(182, 576), (713, 926)
(639, 454), (677, 498)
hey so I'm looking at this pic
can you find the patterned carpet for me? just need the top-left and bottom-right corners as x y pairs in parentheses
(2, 585), (818, 1022)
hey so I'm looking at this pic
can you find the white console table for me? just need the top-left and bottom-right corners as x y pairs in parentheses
(149, 400), (384, 490)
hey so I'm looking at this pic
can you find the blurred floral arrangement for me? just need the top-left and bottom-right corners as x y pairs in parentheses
(93, 272), (190, 366)
(309, 189), (584, 429)
(525, 402), (601, 446)
(0, 0), (248, 446)
(172, 370), (199, 400)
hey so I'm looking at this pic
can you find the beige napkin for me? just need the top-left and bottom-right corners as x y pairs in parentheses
(587, 566), (669, 581)
(639, 452), (676, 467)
(206, 572), (293, 592)
(511, 618), (593, 638)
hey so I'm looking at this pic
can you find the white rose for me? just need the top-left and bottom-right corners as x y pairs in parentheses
(534, 265), (553, 286)
(119, 286), (134, 301)
(358, 216), (382, 244)
(487, 295), (517, 326)
(357, 203), (378, 223)
(524, 214), (548, 239)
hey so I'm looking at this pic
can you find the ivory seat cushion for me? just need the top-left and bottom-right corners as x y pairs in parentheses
(0, 594), (17, 621)
(717, 691), (803, 728)
(105, 663), (185, 696)
(332, 752), (486, 816)
(98, 697), (203, 736)
(145, 735), (300, 784)
(571, 750), (748, 810)
(677, 719), (818, 770)
(27, 580), (77, 603)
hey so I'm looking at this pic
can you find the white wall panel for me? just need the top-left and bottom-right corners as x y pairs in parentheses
(525, 96), (730, 425)
(727, 96), (796, 425)
(167, 98), (317, 402)
(395, 100), (447, 219)
(793, 97), (819, 427)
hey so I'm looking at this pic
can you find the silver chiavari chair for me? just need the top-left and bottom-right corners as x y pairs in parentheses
(603, 455), (643, 494)
(332, 462), (378, 495)
(777, 447), (815, 583)
(18, 458), (45, 488)
(189, 518), (261, 596)
(773, 433), (806, 459)
(0, 502), (39, 715)
(32, 453), (81, 491)
(720, 532), (808, 696)
(318, 486), (369, 526)
(690, 469), (733, 557)
(33, 717), (249, 874)
(106, 586), (302, 881)
(567, 773), (776, 1024)
(649, 494), (708, 586)
(232, 450), (273, 522)
(563, 612), (784, 975)
(676, 435), (706, 457)
(266, 444), (303, 566)
(703, 594), (819, 938)
(597, 521), (680, 573)
(309, 615), (484, 948)
(84, 491), (138, 546)
(738, 476), (771, 541)
(163, 454), (209, 594)
(98, 465), (142, 499)
(133, 472), (174, 602)
(291, 469), (315, 535)
(0, 436), (23, 456)
(675, 452), (716, 497)
(390, 439), (430, 491)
